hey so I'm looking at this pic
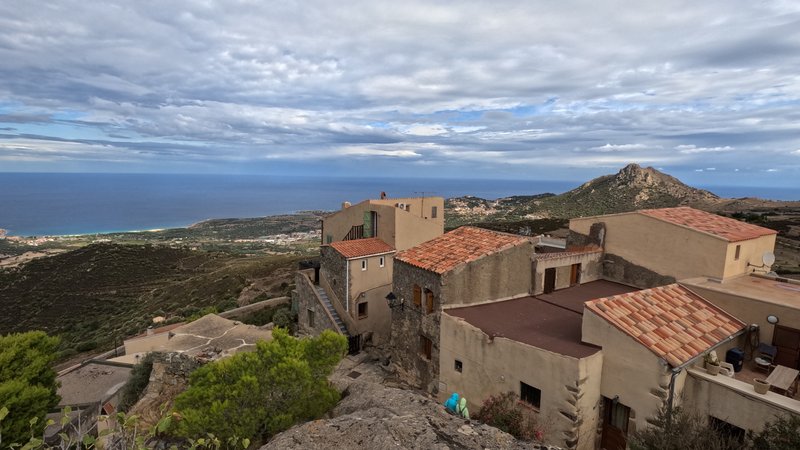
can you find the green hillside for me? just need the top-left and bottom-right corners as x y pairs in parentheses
(0, 243), (302, 359)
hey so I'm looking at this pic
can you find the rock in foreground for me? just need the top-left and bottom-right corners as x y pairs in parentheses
(261, 381), (550, 450)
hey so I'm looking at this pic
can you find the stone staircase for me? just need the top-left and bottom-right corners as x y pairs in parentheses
(316, 286), (347, 334)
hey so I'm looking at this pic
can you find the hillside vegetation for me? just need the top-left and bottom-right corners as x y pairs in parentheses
(446, 163), (800, 227)
(0, 243), (302, 359)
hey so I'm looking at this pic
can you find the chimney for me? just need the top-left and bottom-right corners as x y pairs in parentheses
(342, 201), (351, 209)
(146, 326), (154, 336)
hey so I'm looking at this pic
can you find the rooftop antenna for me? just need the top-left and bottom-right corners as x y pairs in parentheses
(414, 191), (436, 218)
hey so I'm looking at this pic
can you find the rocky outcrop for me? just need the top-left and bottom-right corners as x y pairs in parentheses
(261, 381), (557, 450)
(127, 353), (202, 429)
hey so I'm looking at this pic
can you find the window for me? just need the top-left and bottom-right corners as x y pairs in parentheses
(431, 206), (438, 218)
(454, 359), (463, 373)
(379, 256), (385, 267)
(520, 382), (541, 409)
(405, 204), (411, 211)
(734, 244), (741, 261)
(361, 259), (367, 271)
(413, 285), (422, 308)
(326, 234), (333, 244)
(420, 335), (433, 360)
(307, 309), (315, 328)
(425, 290), (435, 314)
(358, 302), (368, 319)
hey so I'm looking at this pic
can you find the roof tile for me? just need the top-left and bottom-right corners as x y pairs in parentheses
(328, 237), (395, 259)
(639, 207), (777, 242)
(395, 226), (529, 274)
(585, 284), (745, 366)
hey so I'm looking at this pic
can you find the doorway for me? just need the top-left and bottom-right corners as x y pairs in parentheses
(772, 325), (800, 369)
(544, 268), (556, 294)
(601, 397), (630, 450)
(570, 263), (581, 286)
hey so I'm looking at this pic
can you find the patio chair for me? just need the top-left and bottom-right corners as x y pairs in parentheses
(755, 343), (777, 374)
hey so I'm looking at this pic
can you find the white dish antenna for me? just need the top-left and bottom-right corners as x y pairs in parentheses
(762, 252), (776, 267)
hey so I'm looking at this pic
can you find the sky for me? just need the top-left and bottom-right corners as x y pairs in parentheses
(1, 1), (799, 186)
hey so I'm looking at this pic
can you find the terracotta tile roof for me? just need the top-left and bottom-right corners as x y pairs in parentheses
(533, 246), (602, 261)
(395, 226), (530, 274)
(639, 207), (777, 242)
(328, 237), (395, 259)
(585, 284), (745, 367)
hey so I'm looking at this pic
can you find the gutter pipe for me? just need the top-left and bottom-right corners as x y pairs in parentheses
(665, 328), (747, 425)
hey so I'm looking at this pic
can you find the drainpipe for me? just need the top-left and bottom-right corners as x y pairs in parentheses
(666, 328), (746, 425)
(345, 259), (350, 314)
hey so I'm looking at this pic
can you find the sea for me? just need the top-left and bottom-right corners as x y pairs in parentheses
(0, 173), (798, 237)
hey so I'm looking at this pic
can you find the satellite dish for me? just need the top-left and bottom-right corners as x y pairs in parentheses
(762, 252), (776, 267)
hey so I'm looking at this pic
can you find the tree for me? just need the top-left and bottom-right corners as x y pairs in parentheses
(172, 328), (346, 442)
(748, 414), (800, 449)
(0, 331), (61, 444)
(629, 406), (739, 450)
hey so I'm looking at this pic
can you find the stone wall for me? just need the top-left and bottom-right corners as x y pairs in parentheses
(295, 270), (338, 337)
(320, 246), (347, 305)
(389, 260), (443, 393)
(566, 222), (605, 249)
(602, 253), (675, 288)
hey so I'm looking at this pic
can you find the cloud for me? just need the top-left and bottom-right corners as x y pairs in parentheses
(0, 0), (798, 182)
(675, 145), (735, 154)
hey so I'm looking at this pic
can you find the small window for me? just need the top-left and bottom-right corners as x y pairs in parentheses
(520, 382), (541, 409)
(425, 290), (435, 314)
(361, 260), (367, 271)
(420, 335), (433, 360)
(431, 206), (438, 218)
(358, 302), (368, 319)
(734, 244), (741, 261)
(454, 359), (463, 373)
(413, 285), (422, 308)
(307, 309), (315, 328)
(326, 234), (333, 244)
(379, 256), (385, 267)
(405, 204), (411, 211)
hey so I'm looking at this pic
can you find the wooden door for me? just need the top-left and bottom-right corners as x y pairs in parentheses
(570, 263), (581, 286)
(544, 268), (556, 294)
(601, 397), (629, 450)
(772, 325), (800, 369)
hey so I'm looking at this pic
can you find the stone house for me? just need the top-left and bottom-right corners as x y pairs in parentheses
(568, 206), (778, 287)
(389, 226), (534, 392)
(297, 194), (444, 348)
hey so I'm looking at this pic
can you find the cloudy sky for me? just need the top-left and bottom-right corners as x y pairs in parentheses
(1, 1), (799, 186)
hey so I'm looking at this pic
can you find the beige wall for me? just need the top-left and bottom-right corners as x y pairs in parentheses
(683, 369), (798, 432)
(582, 310), (679, 433)
(393, 207), (445, 251)
(571, 213), (731, 281)
(682, 283), (800, 345)
(348, 253), (393, 345)
(439, 313), (603, 450)
(322, 197), (444, 250)
(370, 196), (445, 228)
(532, 252), (603, 295)
(355, 284), (393, 345)
(322, 202), (396, 246)
(442, 242), (533, 306)
(723, 234), (777, 279)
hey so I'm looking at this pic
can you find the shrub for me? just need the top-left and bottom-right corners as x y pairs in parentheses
(118, 353), (155, 412)
(0, 331), (61, 444)
(629, 406), (740, 450)
(748, 414), (800, 449)
(272, 307), (295, 332)
(172, 328), (346, 442)
(474, 392), (545, 442)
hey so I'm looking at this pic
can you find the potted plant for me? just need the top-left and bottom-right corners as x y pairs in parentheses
(704, 353), (721, 376)
(753, 378), (770, 394)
